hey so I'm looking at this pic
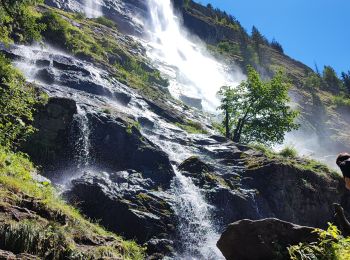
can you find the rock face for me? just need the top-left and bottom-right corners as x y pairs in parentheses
(23, 97), (77, 170)
(217, 218), (319, 260)
(242, 161), (348, 228)
(65, 170), (175, 244)
(88, 113), (174, 186)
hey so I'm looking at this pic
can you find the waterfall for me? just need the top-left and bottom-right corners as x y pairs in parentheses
(84, 0), (102, 18)
(73, 106), (92, 168)
(171, 170), (223, 259)
(145, 0), (244, 113)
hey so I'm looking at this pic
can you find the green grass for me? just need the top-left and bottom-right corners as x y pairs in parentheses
(175, 120), (208, 134)
(279, 146), (298, 158)
(333, 95), (350, 108)
(249, 143), (339, 178)
(38, 6), (170, 102)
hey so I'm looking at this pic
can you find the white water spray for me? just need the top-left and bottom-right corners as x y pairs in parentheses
(74, 106), (92, 168)
(171, 170), (223, 259)
(145, 0), (244, 113)
(84, 0), (102, 18)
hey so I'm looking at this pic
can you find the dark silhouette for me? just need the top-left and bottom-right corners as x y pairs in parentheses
(336, 152), (350, 190)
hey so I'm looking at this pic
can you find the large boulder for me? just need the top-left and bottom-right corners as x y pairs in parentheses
(89, 113), (174, 186)
(242, 161), (350, 228)
(65, 170), (175, 245)
(217, 218), (319, 260)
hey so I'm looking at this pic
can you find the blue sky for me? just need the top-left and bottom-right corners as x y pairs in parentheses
(196, 0), (349, 75)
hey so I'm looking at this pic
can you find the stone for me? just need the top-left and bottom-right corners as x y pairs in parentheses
(65, 170), (175, 244)
(217, 218), (319, 260)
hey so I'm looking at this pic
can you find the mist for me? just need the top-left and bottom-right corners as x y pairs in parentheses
(84, 0), (102, 18)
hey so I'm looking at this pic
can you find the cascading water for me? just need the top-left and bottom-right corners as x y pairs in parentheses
(145, 0), (244, 113)
(73, 106), (92, 168)
(84, 0), (102, 18)
(171, 170), (223, 259)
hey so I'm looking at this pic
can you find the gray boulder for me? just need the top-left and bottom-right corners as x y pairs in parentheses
(217, 218), (319, 260)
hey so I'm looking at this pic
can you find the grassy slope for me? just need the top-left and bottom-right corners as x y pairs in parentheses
(0, 147), (144, 259)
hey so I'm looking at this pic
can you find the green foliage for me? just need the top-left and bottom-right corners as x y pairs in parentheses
(304, 72), (322, 89)
(0, 220), (74, 259)
(0, 55), (41, 149)
(0, 0), (45, 44)
(341, 71), (350, 94)
(40, 11), (104, 60)
(218, 66), (299, 145)
(94, 16), (116, 28)
(270, 38), (284, 54)
(39, 7), (169, 99)
(176, 120), (208, 134)
(216, 41), (242, 57)
(0, 146), (145, 259)
(279, 146), (298, 158)
(289, 224), (350, 260)
(333, 95), (350, 107)
(183, 0), (191, 9)
(251, 26), (268, 47)
(322, 65), (342, 93)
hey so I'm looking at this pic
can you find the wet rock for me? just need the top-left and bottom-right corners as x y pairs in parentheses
(146, 238), (175, 258)
(242, 161), (350, 228)
(217, 218), (319, 260)
(180, 95), (202, 110)
(138, 117), (155, 129)
(114, 91), (132, 106)
(89, 113), (174, 186)
(65, 170), (175, 244)
(35, 59), (50, 68)
(178, 156), (213, 174)
(35, 68), (55, 84)
(23, 98), (77, 170)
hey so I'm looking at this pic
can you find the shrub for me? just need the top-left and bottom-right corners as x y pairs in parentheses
(0, 55), (41, 149)
(333, 95), (350, 107)
(40, 11), (104, 60)
(0, 0), (45, 44)
(289, 224), (350, 260)
(0, 221), (73, 259)
(94, 16), (116, 28)
(279, 146), (298, 158)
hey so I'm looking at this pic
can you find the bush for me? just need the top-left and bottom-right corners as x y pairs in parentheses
(0, 221), (73, 259)
(0, 0), (45, 44)
(333, 95), (350, 107)
(94, 16), (116, 28)
(289, 224), (350, 260)
(279, 146), (298, 158)
(40, 11), (104, 60)
(0, 55), (41, 149)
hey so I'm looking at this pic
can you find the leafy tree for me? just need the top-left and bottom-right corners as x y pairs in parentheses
(217, 66), (299, 145)
(322, 65), (342, 93)
(304, 72), (322, 89)
(0, 0), (44, 43)
(0, 55), (41, 149)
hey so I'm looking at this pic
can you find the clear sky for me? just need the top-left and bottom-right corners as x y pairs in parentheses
(196, 0), (349, 75)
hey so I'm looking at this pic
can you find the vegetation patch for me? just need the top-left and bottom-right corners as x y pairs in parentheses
(0, 146), (145, 259)
(289, 224), (350, 260)
(176, 120), (208, 134)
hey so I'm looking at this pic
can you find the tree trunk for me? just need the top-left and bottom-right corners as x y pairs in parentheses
(225, 108), (230, 139)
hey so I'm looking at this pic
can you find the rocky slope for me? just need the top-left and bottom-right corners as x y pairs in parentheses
(1, 0), (350, 259)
